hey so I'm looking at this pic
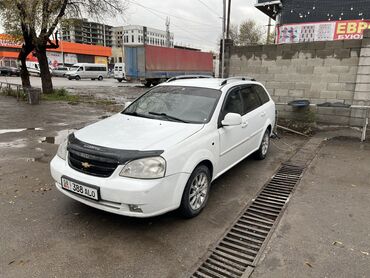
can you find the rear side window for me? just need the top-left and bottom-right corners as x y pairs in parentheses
(253, 85), (270, 104)
(240, 86), (262, 114)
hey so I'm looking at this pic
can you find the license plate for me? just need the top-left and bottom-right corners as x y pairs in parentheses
(61, 177), (99, 201)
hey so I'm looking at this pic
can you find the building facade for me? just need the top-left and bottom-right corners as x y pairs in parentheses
(61, 18), (113, 47)
(0, 34), (112, 67)
(113, 25), (174, 47)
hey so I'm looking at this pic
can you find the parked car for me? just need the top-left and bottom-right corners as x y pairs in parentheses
(50, 77), (276, 218)
(65, 63), (108, 80)
(0, 66), (20, 76)
(52, 66), (69, 77)
(113, 63), (125, 82)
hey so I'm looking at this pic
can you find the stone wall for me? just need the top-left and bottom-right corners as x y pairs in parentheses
(225, 30), (370, 127)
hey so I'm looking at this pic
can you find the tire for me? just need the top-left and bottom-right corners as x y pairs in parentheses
(253, 128), (271, 160)
(68, 76), (72, 80)
(144, 80), (152, 87)
(179, 165), (211, 218)
(91, 78), (95, 80)
(117, 79), (122, 82)
(75, 76), (80, 81)
(98, 76), (103, 81)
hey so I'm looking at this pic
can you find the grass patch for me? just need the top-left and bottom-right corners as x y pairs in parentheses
(42, 88), (80, 102)
(0, 87), (27, 100)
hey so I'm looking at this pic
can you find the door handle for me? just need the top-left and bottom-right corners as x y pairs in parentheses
(260, 112), (266, 117)
(241, 121), (248, 128)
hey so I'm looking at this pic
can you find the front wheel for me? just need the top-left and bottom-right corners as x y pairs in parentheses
(75, 75), (80, 81)
(253, 129), (270, 160)
(98, 76), (103, 81)
(179, 165), (211, 218)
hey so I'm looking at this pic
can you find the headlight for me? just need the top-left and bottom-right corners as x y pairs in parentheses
(57, 138), (68, 160)
(120, 157), (166, 179)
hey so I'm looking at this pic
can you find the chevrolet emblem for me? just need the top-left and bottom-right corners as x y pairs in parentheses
(81, 162), (92, 169)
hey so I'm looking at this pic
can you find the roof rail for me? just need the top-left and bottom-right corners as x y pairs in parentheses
(166, 75), (213, 83)
(220, 76), (256, 86)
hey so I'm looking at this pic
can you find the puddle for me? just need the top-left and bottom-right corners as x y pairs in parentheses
(40, 129), (75, 145)
(0, 128), (43, 135)
(0, 139), (28, 148)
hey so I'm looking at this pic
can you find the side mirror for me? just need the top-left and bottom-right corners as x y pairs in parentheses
(124, 101), (132, 109)
(221, 113), (242, 127)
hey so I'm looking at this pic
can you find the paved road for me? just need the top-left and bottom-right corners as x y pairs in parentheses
(0, 95), (306, 278)
(0, 76), (136, 88)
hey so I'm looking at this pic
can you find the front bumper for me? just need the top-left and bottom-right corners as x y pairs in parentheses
(50, 155), (190, 217)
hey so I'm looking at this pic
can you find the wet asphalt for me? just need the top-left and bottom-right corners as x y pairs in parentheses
(0, 94), (306, 278)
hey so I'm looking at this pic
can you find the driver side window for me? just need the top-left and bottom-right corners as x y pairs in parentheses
(220, 89), (243, 122)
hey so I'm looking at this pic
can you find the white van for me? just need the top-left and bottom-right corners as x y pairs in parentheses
(65, 63), (108, 81)
(26, 61), (41, 76)
(113, 63), (125, 82)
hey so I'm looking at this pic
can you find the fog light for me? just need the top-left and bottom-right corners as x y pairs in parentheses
(128, 204), (143, 213)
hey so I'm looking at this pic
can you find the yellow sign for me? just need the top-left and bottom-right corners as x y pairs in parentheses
(94, 56), (107, 65)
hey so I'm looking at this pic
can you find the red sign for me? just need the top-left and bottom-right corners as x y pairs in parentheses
(334, 20), (370, 40)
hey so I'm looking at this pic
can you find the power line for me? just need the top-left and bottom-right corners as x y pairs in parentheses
(197, 0), (222, 18)
(127, 0), (220, 27)
(129, 2), (217, 49)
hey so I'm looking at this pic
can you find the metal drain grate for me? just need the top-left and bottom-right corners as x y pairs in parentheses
(191, 163), (304, 278)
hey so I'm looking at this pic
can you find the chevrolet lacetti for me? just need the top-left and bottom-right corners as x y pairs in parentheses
(50, 77), (276, 218)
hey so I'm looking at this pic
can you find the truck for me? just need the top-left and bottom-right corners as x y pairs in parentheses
(124, 45), (214, 87)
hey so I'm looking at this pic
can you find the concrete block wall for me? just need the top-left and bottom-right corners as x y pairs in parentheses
(226, 30), (370, 127)
(228, 41), (361, 105)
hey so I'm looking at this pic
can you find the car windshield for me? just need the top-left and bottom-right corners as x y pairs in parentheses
(123, 86), (221, 124)
(70, 66), (79, 71)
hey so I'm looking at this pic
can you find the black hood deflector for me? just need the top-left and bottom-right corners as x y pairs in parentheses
(67, 133), (164, 164)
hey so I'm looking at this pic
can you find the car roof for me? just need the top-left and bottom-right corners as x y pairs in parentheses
(160, 78), (261, 90)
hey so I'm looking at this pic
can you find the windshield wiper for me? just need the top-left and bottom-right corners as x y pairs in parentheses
(148, 112), (189, 123)
(123, 111), (154, 119)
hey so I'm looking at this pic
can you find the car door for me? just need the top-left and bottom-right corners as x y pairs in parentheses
(217, 87), (253, 172)
(239, 85), (265, 152)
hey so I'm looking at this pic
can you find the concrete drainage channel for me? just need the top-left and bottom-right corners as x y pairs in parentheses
(190, 137), (324, 278)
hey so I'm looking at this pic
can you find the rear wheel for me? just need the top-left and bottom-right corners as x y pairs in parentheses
(179, 165), (211, 218)
(253, 129), (270, 160)
(117, 79), (123, 82)
(98, 76), (103, 81)
(144, 80), (152, 87)
(75, 75), (80, 81)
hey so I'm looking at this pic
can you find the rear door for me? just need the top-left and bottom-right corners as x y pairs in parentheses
(239, 85), (264, 152)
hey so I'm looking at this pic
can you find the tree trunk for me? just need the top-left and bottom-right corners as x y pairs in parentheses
(18, 46), (32, 89)
(36, 48), (53, 94)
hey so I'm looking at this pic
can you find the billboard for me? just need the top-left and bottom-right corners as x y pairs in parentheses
(64, 53), (78, 64)
(46, 51), (63, 68)
(0, 34), (22, 48)
(94, 56), (107, 65)
(277, 20), (370, 44)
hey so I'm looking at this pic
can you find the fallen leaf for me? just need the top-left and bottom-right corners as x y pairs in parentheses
(305, 262), (313, 268)
(8, 260), (15, 265)
(332, 241), (343, 246)
(361, 251), (369, 256)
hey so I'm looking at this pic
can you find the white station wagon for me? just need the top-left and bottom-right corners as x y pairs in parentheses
(50, 77), (276, 218)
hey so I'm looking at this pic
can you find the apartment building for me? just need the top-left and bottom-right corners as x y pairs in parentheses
(113, 25), (174, 47)
(61, 18), (113, 47)
(112, 25), (174, 63)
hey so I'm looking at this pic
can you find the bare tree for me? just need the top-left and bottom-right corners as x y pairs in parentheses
(0, 0), (126, 93)
(238, 20), (263, 46)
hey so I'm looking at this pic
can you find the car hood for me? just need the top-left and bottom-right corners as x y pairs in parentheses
(74, 113), (204, 151)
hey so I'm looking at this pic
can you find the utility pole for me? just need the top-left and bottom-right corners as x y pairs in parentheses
(165, 17), (171, 47)
(226, 0), (232, 39)
(266, 17), (272, 44)
(221, 0), (226, 78)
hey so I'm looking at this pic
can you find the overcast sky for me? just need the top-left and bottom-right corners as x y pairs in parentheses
(0, 0), (270, 52)
(108, 0), (270, 51)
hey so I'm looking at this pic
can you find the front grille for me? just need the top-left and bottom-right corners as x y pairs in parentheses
(68, 149), (118, 178)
